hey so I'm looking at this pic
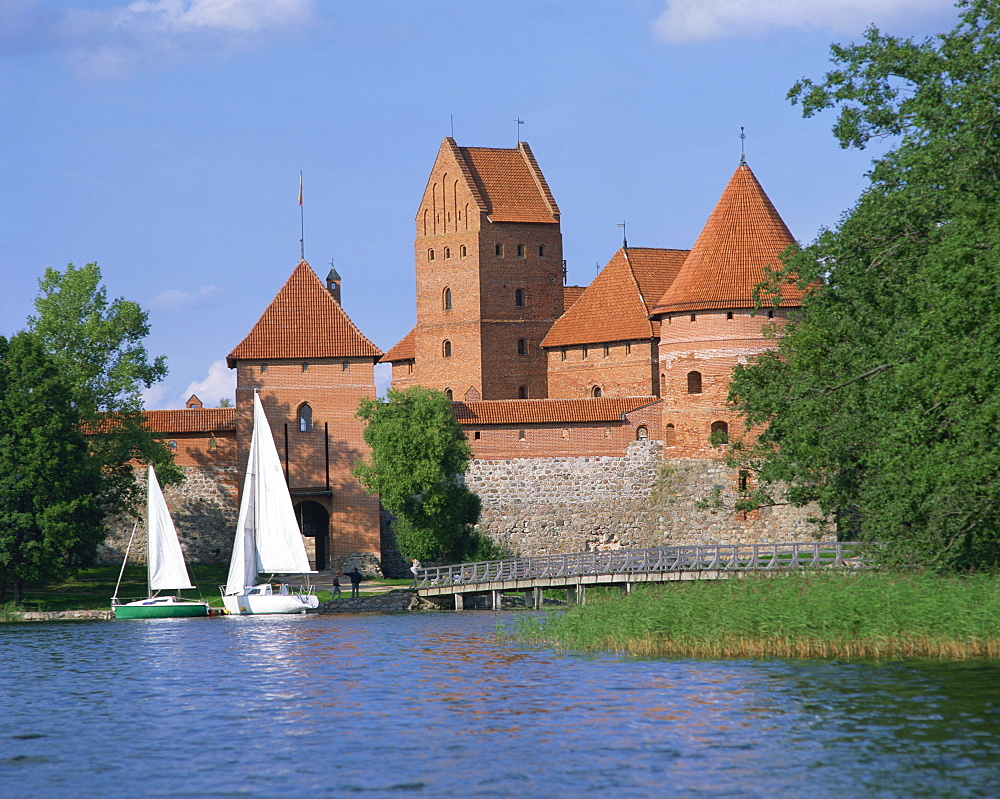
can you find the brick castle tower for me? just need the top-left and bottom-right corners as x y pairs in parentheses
(226, 261), (383, 569)
(383, 138), (565, 401)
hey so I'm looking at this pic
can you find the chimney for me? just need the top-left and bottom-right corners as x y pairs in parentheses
(326, 264), (342, 304)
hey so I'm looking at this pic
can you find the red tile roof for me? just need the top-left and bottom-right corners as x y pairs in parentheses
(453, 396), (659, 425)
(143, 408), (237, 435)
(456, 140), (559, 224)
(227, 260), (382, 367)
(541, 248), (688, 348)
(380, 326), (416, 363)
(650, 162), (804, 316)
(563, 285), (587, 311)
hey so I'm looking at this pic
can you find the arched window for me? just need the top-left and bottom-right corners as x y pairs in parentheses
(517, 338), (527, 355)
(710, 420), (729, 444)
(738, 470), (749, 491)
(592, 386), (602, 398)
(460, 245), (467, 257)
(636, 426), (649, 440)
(515, 288), (525, 307)
(444, 247), (451, 259)
(518, 429), (526, 440)
(444, 388), (453, 401)
(664, 423), (676, 446)
(443, 287), (452, 310)
(299, 403), (313, 433)
(428, 249), (435, 261)
(518, 385), (528, 399)
(442, 340), (452, 357)
(687, 371), (702, 394)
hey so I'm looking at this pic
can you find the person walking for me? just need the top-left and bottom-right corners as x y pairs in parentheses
(409, 558), (422, 589)
(345, 568), (363, 599)
(331, 573), (342, 599)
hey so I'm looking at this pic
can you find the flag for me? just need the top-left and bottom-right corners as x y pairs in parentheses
(298, 173), (303, 207)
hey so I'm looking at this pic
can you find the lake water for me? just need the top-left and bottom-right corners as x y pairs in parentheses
(2, 612), (999, 798)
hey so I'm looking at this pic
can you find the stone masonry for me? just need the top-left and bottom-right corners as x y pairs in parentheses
(466, 441), (829, 556)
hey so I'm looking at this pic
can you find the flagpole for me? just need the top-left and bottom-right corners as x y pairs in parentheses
(299, 171), (304, 261)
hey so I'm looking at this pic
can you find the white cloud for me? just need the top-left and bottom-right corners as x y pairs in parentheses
(374, 362), (392, 399)
(141, 382), (170, 409)
(180, 358), (236, 407)
(3, 0), (318, 79)
(652, 0), (954, 43)
(150, 284), (220, 312)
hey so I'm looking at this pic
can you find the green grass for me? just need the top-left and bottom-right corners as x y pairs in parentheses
(4, 566), (412, 615)
(9, 564), (231, 613)
(511, 571), (1000, 660)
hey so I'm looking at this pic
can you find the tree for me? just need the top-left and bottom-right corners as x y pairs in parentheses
(27, 262), (181, 518)
(0, 333), (104, 604)
(355, 386), (491, 562)
(728, 0), (1000, 570)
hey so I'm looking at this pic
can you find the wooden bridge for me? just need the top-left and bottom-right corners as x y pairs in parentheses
(415, 542), (867, 610)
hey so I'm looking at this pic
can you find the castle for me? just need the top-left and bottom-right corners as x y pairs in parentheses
(123, 138), (821, 574)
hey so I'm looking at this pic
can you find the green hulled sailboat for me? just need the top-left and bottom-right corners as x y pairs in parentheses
(112, 465), (210, 619)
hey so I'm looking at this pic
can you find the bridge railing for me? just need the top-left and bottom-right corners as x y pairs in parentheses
(416, 542), (869, 590)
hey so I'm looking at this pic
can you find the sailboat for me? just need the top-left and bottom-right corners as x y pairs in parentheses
(112, 465), (211, 619)
(222, 393), (319, 615)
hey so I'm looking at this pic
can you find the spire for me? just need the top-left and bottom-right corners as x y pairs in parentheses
(650, 161), (804, 316)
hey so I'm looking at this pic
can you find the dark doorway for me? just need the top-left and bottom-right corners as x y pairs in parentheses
(295, 500), (330, 570)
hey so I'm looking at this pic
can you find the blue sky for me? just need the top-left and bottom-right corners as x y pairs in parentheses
(0, 0), (959, 408)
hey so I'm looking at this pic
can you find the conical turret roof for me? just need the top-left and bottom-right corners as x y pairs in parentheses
(227, 260), (382, 367)
(650, 162), (804, 316)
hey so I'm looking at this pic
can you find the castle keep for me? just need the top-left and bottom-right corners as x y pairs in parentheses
(129, 139), (821, 574)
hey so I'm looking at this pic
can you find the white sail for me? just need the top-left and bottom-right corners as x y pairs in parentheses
(224, 431), (258, 596)
(225, 394), (312, 595)
(146, 464), (194, 591)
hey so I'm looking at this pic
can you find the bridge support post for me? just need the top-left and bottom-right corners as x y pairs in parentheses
(565, 586), (576, 605)
(491, 590), (501, 611)
(579, 584), (586, 606)
(523, 591), (532, 609)
(454, 593), (464, 611)
(533, 587), (543, 610)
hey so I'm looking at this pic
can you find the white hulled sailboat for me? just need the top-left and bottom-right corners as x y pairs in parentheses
(222, 393), (319, 615)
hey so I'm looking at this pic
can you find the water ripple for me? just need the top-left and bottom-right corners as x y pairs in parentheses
(1, 615), (998, 797)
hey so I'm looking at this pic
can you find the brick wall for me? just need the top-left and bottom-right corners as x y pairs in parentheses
(234, 357), (382, 566)
(546, 339), (659, 398)
(658, 308), (786, 458)
(461, 403), (661, 460)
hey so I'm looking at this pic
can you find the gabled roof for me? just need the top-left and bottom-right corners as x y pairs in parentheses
(650, 162), (804, 316)
(379, 326), (416, 364)
(563, 285), (587, 311)
(453, 396), (659, 425)
(439, 138), (559, 224)
(541, 248), (688, 348)
(227, 260), (382, 367)
(143, 408), (237, 435)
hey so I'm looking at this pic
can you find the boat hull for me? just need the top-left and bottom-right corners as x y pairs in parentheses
(223, 589), (319, 615)
(113, 597), (210, 619)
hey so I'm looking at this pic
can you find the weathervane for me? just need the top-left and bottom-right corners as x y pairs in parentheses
(740, 126), (747, 164)
(618, 220), (628, 249)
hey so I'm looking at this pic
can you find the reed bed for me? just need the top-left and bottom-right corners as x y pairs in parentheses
(511, 571), (1000, 660)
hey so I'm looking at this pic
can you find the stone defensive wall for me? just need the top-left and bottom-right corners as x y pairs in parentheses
(97, 463), (239, 565)
(465, 441), (829, 556)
